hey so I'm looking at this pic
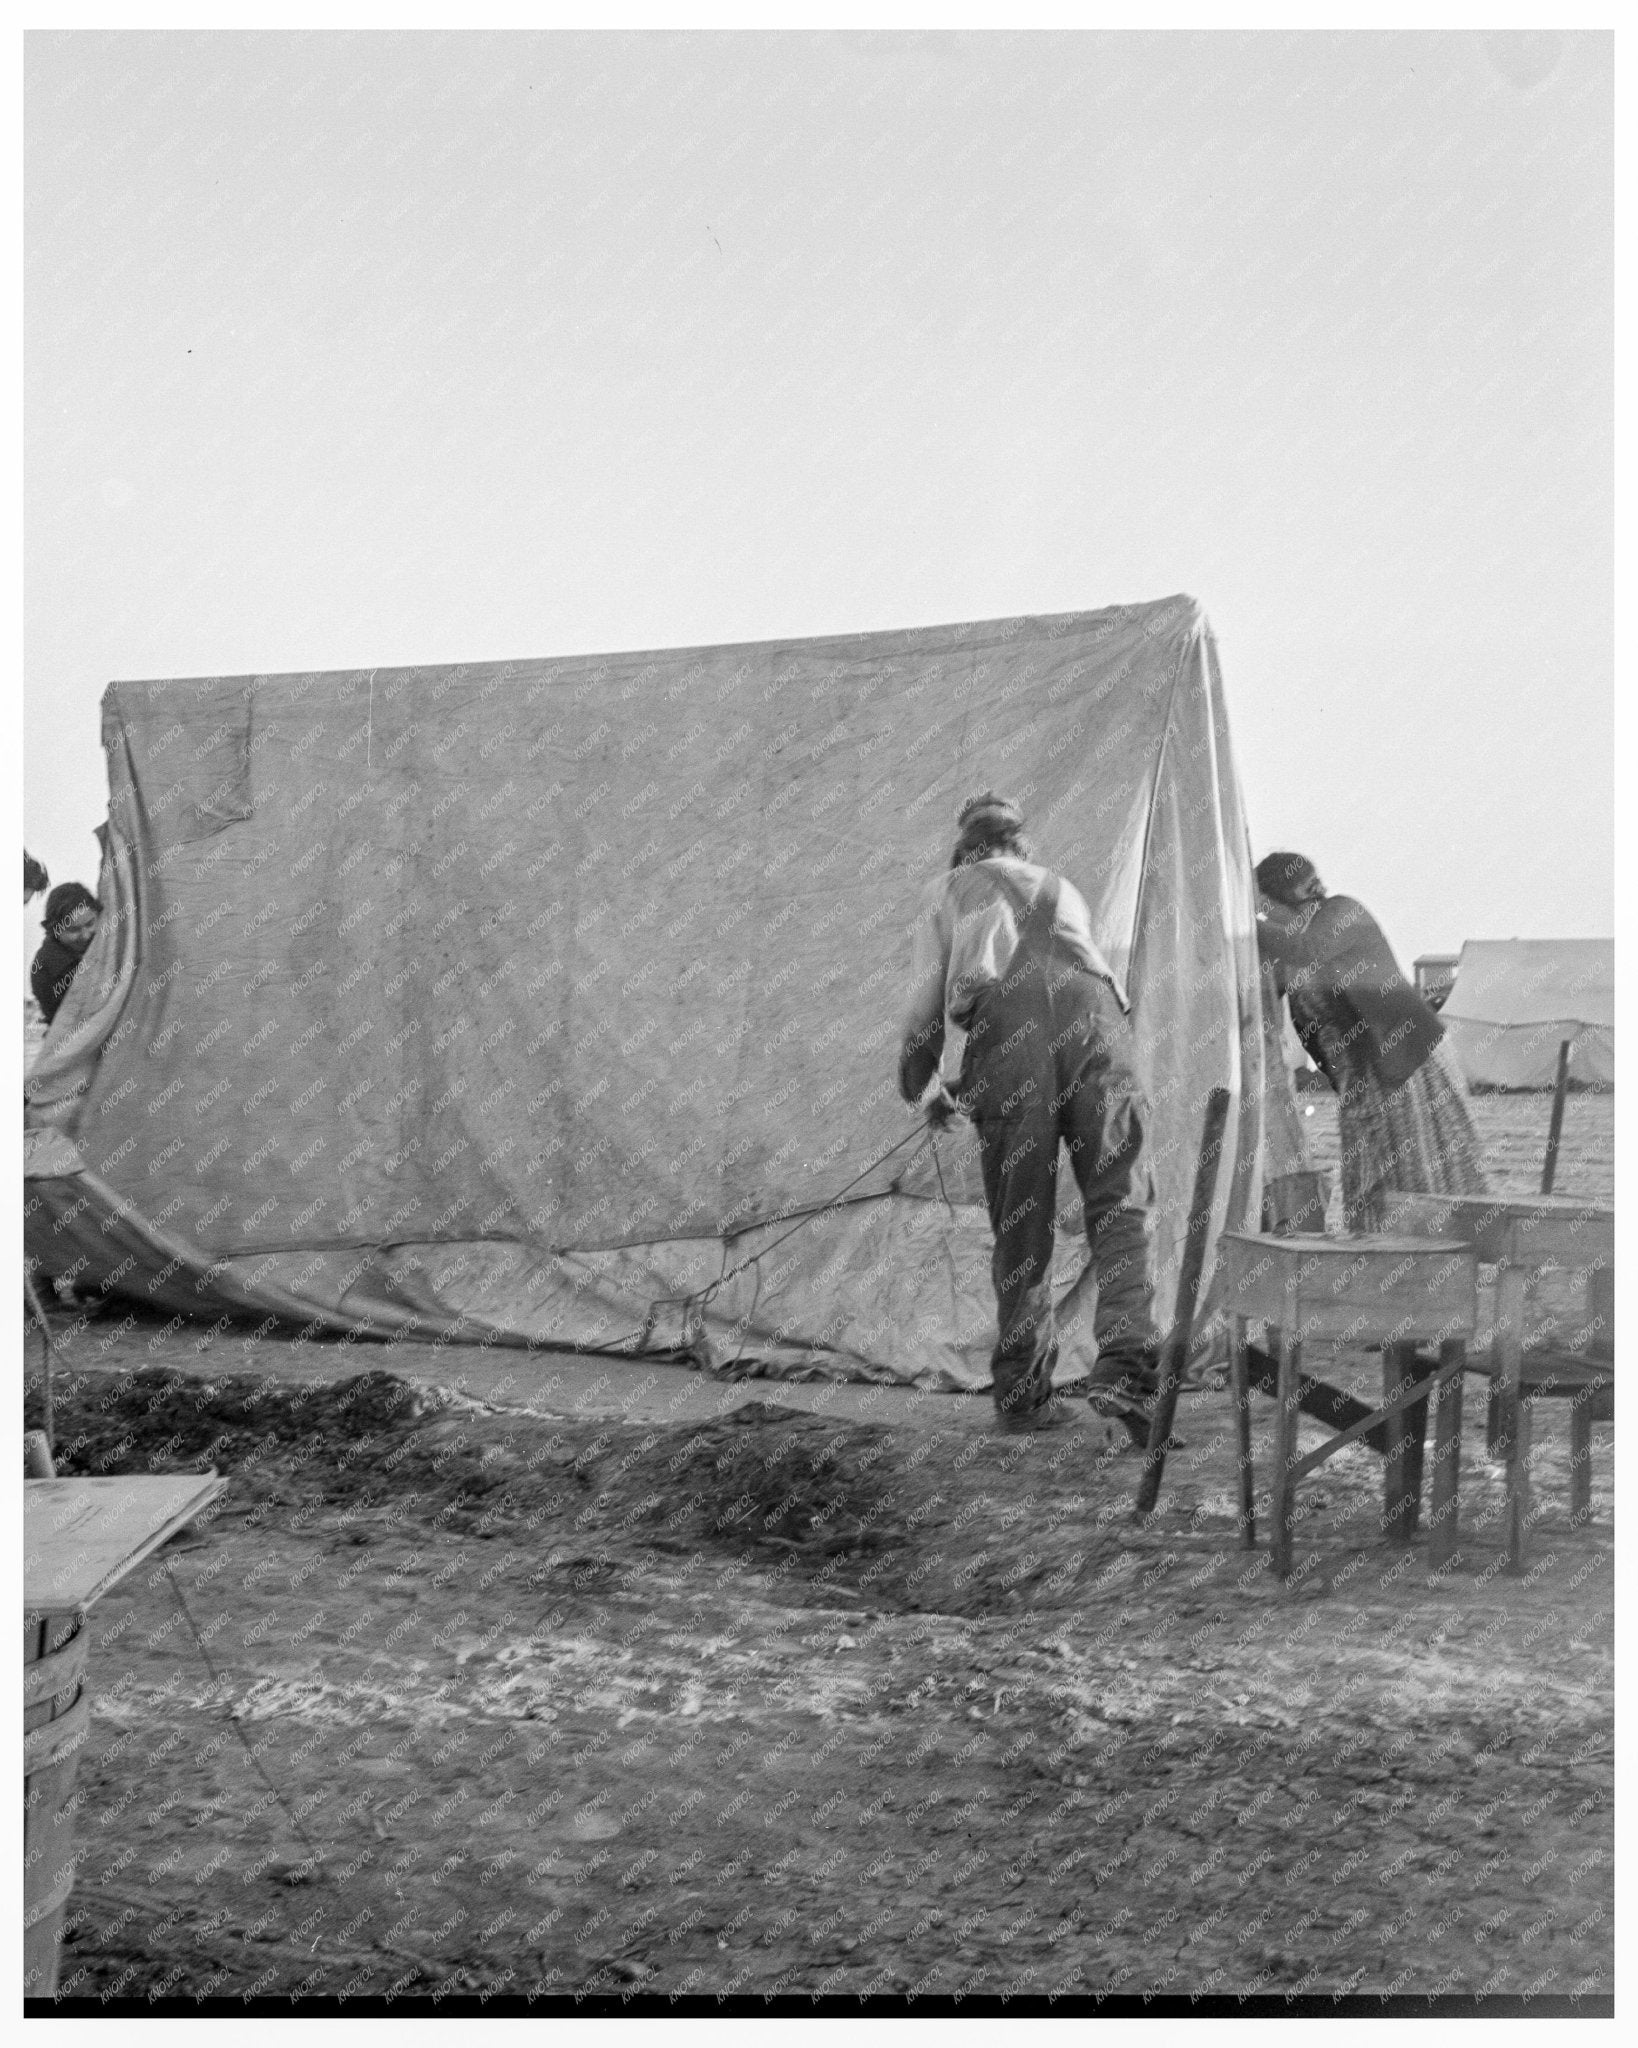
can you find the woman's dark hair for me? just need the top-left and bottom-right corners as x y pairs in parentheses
(951, 792), (1030, 869)
(1255, 851), (1321, 908)
(43, 882), (99, 937)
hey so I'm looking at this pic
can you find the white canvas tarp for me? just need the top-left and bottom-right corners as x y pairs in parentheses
(1442, 939), (1614, 1090)
(25, 595), (1273, 1386)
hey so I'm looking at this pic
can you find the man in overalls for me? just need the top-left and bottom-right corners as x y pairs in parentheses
(898, 794), (1161, 1435)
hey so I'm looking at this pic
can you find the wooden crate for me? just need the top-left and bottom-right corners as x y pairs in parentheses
(22, 1472), (225, 2001)
(24, 1612), (88, 1998)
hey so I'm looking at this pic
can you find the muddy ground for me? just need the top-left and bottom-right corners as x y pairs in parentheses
(34, 1302), (1613, 2012)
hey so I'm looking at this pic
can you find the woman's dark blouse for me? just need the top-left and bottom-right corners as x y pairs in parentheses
(1257, 893), (1445, 1092)
(31, 935), (84, 1025)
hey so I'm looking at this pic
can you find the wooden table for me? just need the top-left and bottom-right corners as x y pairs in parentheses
(1390, 1191), (1614, 1572)
(1218, 1232), (1478, 1579)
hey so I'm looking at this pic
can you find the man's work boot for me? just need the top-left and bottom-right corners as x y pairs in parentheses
(994, 1396), (1080, 1436)
(1085, 1383), (1152, 1449)
(1086, 1350), (1183, 1452)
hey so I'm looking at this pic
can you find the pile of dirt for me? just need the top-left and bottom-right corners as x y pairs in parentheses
(51, 1364), (423, 1483)
(629, 1400), (922, 1561)
(584, 1395), (1158, 1620)
(43, 1366), (1171, 1617)
(47, 1363), (580, 1536)
(44, 1369), (941, 1601)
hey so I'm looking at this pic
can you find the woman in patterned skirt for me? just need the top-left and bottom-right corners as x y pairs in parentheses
(1254, 852), (1487, 1235)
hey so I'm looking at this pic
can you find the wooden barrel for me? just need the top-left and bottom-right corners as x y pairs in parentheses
(24, 1610), (89, 1999)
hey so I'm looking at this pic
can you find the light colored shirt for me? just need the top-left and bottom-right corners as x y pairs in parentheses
(900, 855), (1125, 1056)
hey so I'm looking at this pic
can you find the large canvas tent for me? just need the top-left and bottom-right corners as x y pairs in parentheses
(26, 595), (1275, 1387)
(1441, 939), (1614, 1090)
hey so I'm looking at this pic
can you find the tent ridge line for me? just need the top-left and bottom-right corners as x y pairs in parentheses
(97, 599), (1204, 699)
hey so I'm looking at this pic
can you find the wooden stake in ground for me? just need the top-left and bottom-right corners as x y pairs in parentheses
(24, 1266), (55, 1456)
(1135, 1085), (1231, 1519)
(1540, 1037), (1573, 1195)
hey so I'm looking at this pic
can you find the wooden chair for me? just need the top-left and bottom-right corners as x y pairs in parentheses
(1389, 1192), (1614, 1572)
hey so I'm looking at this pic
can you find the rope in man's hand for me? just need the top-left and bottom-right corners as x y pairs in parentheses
(920, 1083), (963, 1132)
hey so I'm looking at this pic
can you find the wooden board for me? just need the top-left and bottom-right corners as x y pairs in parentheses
(24, 1474), (226, 1616)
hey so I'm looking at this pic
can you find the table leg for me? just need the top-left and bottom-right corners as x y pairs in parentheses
(1571, 1261), (1608, 1529)
(1382, 1342), (1429, 1543)
(1229, 1315), (1255, 1548)
(1587, 1257), (1613, 1361)
(1428, 1342), (1465, 1571)
(1271, 1328), (1299, 1580)
(1569, 1399), (1591, 1527)
(1495, 1265), (1530, 1573)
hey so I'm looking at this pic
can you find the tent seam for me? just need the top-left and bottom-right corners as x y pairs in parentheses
(1127, 616), (1196, 970)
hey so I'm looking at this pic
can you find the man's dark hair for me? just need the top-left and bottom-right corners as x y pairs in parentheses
(951, 792), (1029, 868)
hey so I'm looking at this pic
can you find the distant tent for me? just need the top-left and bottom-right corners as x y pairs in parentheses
(1441, 939), (1614, 1090)
(24, 596), (1282, 1387)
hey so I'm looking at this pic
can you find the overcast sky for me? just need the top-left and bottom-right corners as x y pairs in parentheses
(23, 29), (1611, 968)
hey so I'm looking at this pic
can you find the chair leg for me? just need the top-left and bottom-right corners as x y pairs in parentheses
(1229, 1316), (1255, 1549)
(1496, 1267), (1529, 1574)
(1569, 1398), (1592, 1528)
(1406, 1350), (1432, 1534)
(1587, 1258), (1613, 1360)
(1573, 1257), (1610, 1530)
(1485, 1382), (1502, 1458)
(1271, 1329), (1300, 1581)
(1428, 1343), (1464, 1571)
(1510, 1398), (1535, 1566)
